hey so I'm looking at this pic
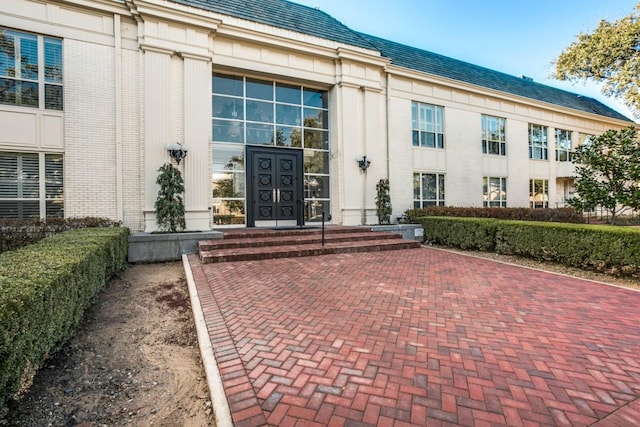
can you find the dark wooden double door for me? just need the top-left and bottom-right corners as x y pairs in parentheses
(247, 146), (304, 228)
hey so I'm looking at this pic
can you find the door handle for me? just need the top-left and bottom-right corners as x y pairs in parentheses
(273, 188), (277, 202)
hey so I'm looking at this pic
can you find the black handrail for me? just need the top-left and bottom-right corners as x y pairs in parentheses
(320, 210), (332, 246)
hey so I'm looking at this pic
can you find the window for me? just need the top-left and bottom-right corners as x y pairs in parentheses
(481, 115), (506, 155)
(528, 124), (548, 160)
(483, 177), (507, 207)
(413, 173), (445, 207)
(412, 102), (444, 148)
(0, 152), (63, 219)
(0, 28), (63, 110)
(555, 129), (572, 162)
(211, 73), (330, 224)
(530, 179), (548, 208)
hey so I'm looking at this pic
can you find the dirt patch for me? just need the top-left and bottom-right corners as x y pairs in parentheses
(3, 262), (214, 427)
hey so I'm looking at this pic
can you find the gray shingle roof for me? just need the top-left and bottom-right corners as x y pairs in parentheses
(169, 0), (632, 122)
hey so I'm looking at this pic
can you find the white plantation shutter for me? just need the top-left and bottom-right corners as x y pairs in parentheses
(45, 153), (63, 217)
(0, 152), (63, 219)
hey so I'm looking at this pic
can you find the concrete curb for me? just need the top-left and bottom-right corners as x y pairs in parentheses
(182, 255), (234, 427)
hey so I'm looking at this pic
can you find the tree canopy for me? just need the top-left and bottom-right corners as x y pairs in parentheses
(568, 126), (640, 223)
(554, 4), (640, 118)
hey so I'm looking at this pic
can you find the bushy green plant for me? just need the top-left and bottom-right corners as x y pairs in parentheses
(417, 216), (640, 276)
(375, 178), (392, 225)
(0, 227), (128, 411)
(0, 217), (121, 254)
(155, 163), (185, 232)
(404, 206), (584, 224)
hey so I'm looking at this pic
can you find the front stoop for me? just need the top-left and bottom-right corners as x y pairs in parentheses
(198, 226), (421, 263)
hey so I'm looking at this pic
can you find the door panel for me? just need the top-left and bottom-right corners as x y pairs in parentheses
(247, 147), (303, 227)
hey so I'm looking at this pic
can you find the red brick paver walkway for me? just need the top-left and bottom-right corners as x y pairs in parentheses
(187, 247), (640, 426)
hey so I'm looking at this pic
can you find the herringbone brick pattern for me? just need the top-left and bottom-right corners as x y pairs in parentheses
(187, 247), (640, 426)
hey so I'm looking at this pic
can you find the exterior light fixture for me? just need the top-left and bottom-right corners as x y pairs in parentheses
(166, 142), (189, 164)
(357, 155), (371, 172)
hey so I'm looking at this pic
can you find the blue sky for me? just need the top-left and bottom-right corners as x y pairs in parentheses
(292, 0), (638, 120)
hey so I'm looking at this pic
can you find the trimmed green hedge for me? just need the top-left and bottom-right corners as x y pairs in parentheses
(418, 216), (640, 276)
(0, 227), (129, 411)
(404, 206), (584, 224)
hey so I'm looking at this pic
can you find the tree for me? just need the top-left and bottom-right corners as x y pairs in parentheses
(155, 163), (186, 232)
(554, 4), (640, 118)
(375, 178), (392, 225)
(568, 126), (640, 224)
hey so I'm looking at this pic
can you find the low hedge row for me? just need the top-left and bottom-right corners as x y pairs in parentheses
(0, 227), (129, 411)
(404, 206), (584, 224)
(417, 216), (640, 276)
(0, 217), (122, 254)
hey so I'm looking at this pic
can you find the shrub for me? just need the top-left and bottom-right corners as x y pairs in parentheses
(417, 216), (640, 276)
(155, 163), (186, 232)
(375, 178), (392, 225)
(0, 227), (129, 411)
(0, 217), (122, 254)
(403, 206), (584, 224)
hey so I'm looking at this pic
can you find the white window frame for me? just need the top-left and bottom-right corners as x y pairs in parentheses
(412, 102), (444, 149)
(481, 114), (506, 156)
(555, 129), (572, 162)
(413, 172), (445, 207)
(0, 151), (63, 219)
(528, 123), (548, 160)
(0, 27), (63, 110)
(483, 176), (507, 207)
(530, 179), (549, 208)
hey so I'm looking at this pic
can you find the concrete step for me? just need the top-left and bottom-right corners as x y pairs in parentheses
(198, 238), (421, 264)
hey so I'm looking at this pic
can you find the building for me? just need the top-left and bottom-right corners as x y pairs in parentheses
(0, 0), (633, 231)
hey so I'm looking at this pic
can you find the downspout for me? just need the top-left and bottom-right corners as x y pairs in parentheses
(114, 14), (124, 222)
(385, 70), (390, 183)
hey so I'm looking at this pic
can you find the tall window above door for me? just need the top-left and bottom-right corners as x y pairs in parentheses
(412, 102), (444, 148)
(0, 28), (63, 110)
(481, 114), (506, 155)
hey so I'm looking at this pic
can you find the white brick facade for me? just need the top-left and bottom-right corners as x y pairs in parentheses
(0, 0), (632, 231)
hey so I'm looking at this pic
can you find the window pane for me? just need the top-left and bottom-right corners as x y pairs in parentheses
(20, 154), (39, 198)
(439, 174), (445, 200)
(44, 84), (62, 110)
(303, 129), (328, 150)
(304, 175), (329, 199)
(273, 126), (297, 147)
(45, 154), (63, 199)
(412, 130), (419, 147)
(304, 199), (329, 222)
(212, 145), (244, 172)
(303, 108), (327, 129)
(246, 123), (274, 145)
(20, 81), (38, 107)
(44, 38), (62, 83)
(246, 78), (272, 100)
(46, 200), (63, 217)
(213, 74), (243, 96)
(246, 100), (273, 123)
(213, 96), (243, 119)
(276, 103), (301, 125)
(413, 173), (420, 199)
(422, 132), (435, 148)
(0, 200), (39, 219)
(213, 119), (243, 143)
(0, 31), (16, 77)
(20, 34), (38, 80)
(304, 150), (328, 174)
(303, 88), (326, 108)
(212, 171), (245, 199)
(276, 83), (300, 104)
(0, 153), (18, 198)
(411, 102), (418, 130)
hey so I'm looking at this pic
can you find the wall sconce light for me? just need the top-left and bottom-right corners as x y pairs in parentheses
(357, 155), (371, 172)
(166, 142), (189, 164)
